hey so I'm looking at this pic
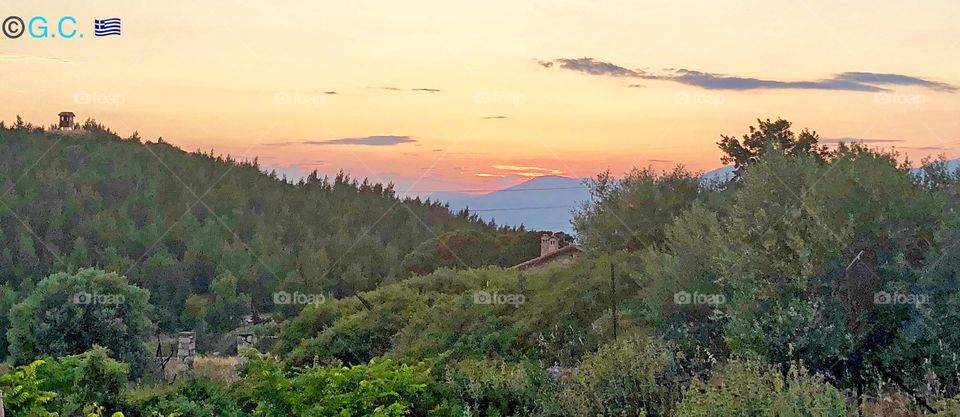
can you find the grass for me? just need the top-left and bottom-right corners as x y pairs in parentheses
(192, 355), (241, 385)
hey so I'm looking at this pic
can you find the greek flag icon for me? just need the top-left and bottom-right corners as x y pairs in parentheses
(94, 18), (121, 36)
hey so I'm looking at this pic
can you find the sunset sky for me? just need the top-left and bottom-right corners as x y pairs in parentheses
(2, 0), (959, 194)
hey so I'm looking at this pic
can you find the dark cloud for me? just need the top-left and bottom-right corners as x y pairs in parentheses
(820, 138), (958, 152)
(482, 116), (509, 120)
(554, 57), (644, 77)
(669, 69), (884, 91)
(820, 137), (906, 144)
(834, 72), (957, 92)
(371, 86), (441, 93)
(303, 135), (415, 146)
(431, 148), (443, 152)
(539, 58), (956, 92)
(323, 91), (338, 95)
(264, 141), (299, 147)
(627, 84), (645, 88)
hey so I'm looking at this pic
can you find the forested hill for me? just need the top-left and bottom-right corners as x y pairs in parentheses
(0, 119), (535, 331)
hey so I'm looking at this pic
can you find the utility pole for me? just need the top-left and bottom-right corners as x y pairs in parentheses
(611, 262), (618, 340)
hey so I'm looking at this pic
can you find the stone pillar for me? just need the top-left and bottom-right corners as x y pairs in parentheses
(176, 331), (196, 373)
(540, 234), (551, 256)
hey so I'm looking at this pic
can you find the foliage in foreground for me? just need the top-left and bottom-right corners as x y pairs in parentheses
(0, 360), (57, 417)
(0, 347), (128, 417)
(125, 377), (246, 417)
(236, 353), (451, 417)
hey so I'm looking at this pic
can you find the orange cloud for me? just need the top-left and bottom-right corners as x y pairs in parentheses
(490, 164), (564, 177)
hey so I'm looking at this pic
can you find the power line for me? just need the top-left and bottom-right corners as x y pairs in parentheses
(465, 205), (577, 212)
(404, 186), (588, 193)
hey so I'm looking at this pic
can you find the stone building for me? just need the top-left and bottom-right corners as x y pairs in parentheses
(512, 233), (583, 270)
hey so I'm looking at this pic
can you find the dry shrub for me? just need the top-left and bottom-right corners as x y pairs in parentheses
(861, 392), (923, 417)
(192, 355), (240, 385)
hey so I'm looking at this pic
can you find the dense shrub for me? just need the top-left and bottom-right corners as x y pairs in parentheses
(124, 377), (246, 417)
(573, 166), (703, 252)
(674, 360), (847, 417)
(444, 358), (559, 417)
(39, 346), (130, 415)
(238, 353), (452, 417)
(933, 394), (960, 417)
(557, 336), (682, 417)
(0, 360), (57, 417)
(7, 269), (155, 376)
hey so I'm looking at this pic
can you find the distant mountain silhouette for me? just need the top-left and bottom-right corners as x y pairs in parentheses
(432, 159), (960, 234)
(912, 158), (960, 176)
(432, 176), (590, 233)
(702, 165), (736, 182)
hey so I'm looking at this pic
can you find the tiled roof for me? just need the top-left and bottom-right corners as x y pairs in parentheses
(512, 245), (583, 270)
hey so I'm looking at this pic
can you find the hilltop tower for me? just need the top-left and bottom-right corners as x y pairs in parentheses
(58, 112), (76, 130)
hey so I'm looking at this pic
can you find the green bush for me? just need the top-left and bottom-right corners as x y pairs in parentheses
(7, 269), (155, 376)
(674, 360), (847, 417)
(238, 353), (451, 417)
(0, 347), (129, 417)
(38, 346), (130, 416)
(0, 360), (58, 417)
(124, 377), (246, 417)
(933, 393), (960, 416)
(557, 336), (681, 417)
(573, 167), (703, 252)
(444, 358), (558, 417)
